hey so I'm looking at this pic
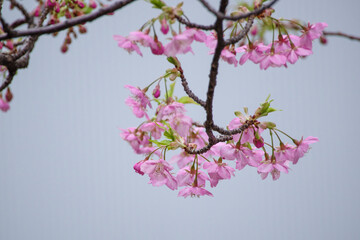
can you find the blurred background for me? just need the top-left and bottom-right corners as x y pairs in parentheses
(1, 0), (360, 239)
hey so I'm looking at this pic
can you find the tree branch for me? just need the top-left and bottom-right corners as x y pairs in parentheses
(177, 66), (206, 107)
(224, 15), (254, 46)
(175, 15), (215, 30)
(0, 0), (137, 41)
(323, 31), (360, 42)
(198, 0), (278, 21)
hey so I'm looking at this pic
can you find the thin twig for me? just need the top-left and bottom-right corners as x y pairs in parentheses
(177, 66), (206, 107)
(323, 31), (360, 42)
(224, 15), (254, 46)
(198, 0), (278, 21)
(10, 0), (33, 24)
(175, 15), (215, 30)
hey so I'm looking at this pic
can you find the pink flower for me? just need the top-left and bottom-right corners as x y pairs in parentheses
(170, 151), (194, 168)
(0, 97), (10, 112)
(128, 31), (164, 55)
(176, 166), (209, 187)
(164, 29), (206, 56)
(156, 102), (186, 121)
(274, 143), (294, 162)
(220, 49), (238, 66)
(259, 48), (287, 70)
(178, 186), (213, 198)
(139, 122), (164, 140)
(169, 114), (192, 137)
(284, 35), (312, 64)
(235, 43), (266, 65)
(300, 22), (328, 49)
(228, 117), (263, 144)
(120, 127), (149, 154)
(125, 85), (152, 119)
(291, 136), (318, 164)
(141, 159), (177, 190)
(203, 160), (235, 187)
(114, 35), (143, 56)
(257, 156), (289, 180)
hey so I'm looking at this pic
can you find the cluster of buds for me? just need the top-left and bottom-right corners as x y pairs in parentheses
(31, 0), (98, 53)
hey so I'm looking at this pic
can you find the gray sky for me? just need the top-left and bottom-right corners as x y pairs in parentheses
(1, 0), (360, 239)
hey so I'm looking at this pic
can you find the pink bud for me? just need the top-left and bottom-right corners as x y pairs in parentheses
(65, 10), (72, 19)
(253, 137), (264, 148)
(320, 35), (327, 44)
(89, 0), (97, 9)
(133, 161), (145, 175)
(61, 44), (68, 53)
(0, 95), (10, 112)
(160, 18), (169, 35)
(152, 84), (161, 98)
(5, 88), (13, 102)
(77, 1), (85, 8)
(33, 5), (41, 17)
(55, 2), (60, 13)
(250, 25), (258, 36)
(46, 0), (56, 8)
(5, 40), (14, 50)
(78, 25), (87, 34)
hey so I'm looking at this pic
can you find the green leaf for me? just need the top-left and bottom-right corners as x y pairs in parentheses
(168, 82), (176, 98)
(150, 0), (166, 9)
(82, 6), (93, 14)
(178, 96), (198, 104)
(234, 111), (243, 117)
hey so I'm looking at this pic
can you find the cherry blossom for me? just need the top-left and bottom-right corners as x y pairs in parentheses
(141, 159), (177, 190)
(178, 186), (213, 198)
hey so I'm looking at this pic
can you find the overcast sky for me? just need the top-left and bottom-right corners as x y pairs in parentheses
(1, 0), (360, 239)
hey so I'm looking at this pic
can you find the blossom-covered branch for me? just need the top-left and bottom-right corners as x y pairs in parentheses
(0, 0), (137, 41)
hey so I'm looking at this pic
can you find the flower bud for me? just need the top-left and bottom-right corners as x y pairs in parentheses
(65, 35), (72, 44)
(152, 84), (161, 98)
(5, 88), (13, 102)
(160, 18), (169, 35)
(5, 40), (14, 50)
(0, 95), (10, 112)
(89, 0), (97, 9)
(250, 25), (258, 36)
(253, 131), (264, 148)
(61, 44), (68, 53)
(76, 0), (85, 8)
(320, 35), (327, 44)
(133, 161), (145, 175)
(78, 25), (87, 34)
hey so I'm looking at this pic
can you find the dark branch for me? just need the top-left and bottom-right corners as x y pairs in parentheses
(10, 0), (33, 24)
(177, 66), (206, 107)
(175, 15), (215, 30)
(0, 0), (137, 41)
(198, 0), (278, 21)
(224, 15), (254, 46)
(203, 0), (228, 144)
(323, 31), (360, 42)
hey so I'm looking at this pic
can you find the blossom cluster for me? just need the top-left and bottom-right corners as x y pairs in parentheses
(121, 80), (318, 198)
(116, 1), (321, 198)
